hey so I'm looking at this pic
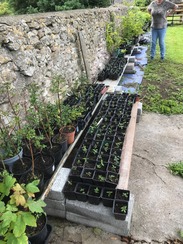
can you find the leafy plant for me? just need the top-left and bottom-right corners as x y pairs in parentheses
(106, 18), (123, 54)
(0, 170), (46, 244)
(79, 188), (86, 194)
(0, 1), (14, 16)
(167, 161), (183, 178)
(94, 187), (100, 194)
(120, 205), (127, 214)
(120, 7), (150, 45)
(106, 190), (113, 197)
(98, 175), (105, 182)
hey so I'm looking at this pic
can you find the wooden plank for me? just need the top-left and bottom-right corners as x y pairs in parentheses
(117, 101), (138, 190)
(78, 31), (92, 82)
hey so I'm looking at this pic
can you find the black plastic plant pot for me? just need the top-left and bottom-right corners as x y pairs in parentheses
(28, 214), (48, 244)
(88, 185), (102, 205)
(105, 172), (119, 188)
(107, 163), (119, 174)
(51, 133), (68, 154)
(109, 154), (121, 166)
(95, 161), (108, 172)
(75, 183), (90, 202)
(62, 178), (77, 200)
(35, 154), (55, 180)
(101, 187), (115, 208)
(11, 157), (32, 181)
(80, 168), (95, 184)
(112, 200), (128, 220)
(115, 189), (130, 202)
(83, 159), (96, 169)
(72, 157), (85, 168)
(69, 166), (83, 182)
(93, 170), (106, 186)
(48, 143), (63, 166)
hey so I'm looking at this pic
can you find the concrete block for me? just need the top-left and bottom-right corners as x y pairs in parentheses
(46, 167), (70, 201)
(67, 212), (129, 236)
(124, 69), (136, 74)
(45, 207), (66, 218)
(128, 56), (136, 63)
(45, 198), (65, 211)
(66, 195), (134, 236)
(125, 63), (134, 70)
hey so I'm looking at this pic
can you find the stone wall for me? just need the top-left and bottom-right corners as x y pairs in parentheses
(0, 6), (127, 103)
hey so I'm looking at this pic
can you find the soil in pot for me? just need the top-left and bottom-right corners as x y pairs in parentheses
(88, 185), (102, 205)
(63, 178), (77, 200)
(115, 189), (130, 202)
(43, 143), (62, 166)
(75, 183), (90, 202)
(80, 168), (95, 184)
(106, 172), (119, 188)
(51, 133), (68, 154)
(107, 163), (119, 174)
(112, 200), (128, 220)
(93, 170), (106, 186)
(35, 154), (55, 180)
(69, 166), (83, 182)
(12, 157), (32, 180)
(101, 187), (115, 207)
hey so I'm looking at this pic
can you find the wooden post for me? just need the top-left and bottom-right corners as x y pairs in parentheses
(78, 31), (92, 82)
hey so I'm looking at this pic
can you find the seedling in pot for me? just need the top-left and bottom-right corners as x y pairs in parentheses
(80, 188), (86, 194)
(120, 205), (127, 214)
(94, 187), (100, 194)
(106, 190), (113, 197)
(98, 175), (105, 182)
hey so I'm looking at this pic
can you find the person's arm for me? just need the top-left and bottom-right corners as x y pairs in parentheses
(166, 4), (178, 17)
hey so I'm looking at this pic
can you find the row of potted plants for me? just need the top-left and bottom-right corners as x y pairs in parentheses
(0, 78), (108, 243)
(0, 78), (107, 179)
(63, 93), (137, 220)
(63, 177), (131, 220)
(98, 55), (127, 81)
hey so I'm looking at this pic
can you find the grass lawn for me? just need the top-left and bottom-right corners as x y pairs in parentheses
(139, 25), (183, 114)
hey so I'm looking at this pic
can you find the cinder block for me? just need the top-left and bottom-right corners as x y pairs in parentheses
(45, 198), (65, 211)
(128, 56), (136, 63)
(46, 167), (70, 201)
(66, 195), (134, 236)
(45, 207), (66, 218)
(125, 63), (134, 71)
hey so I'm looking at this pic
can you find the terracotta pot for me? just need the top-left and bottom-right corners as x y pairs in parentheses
(60, 126), (76, 145)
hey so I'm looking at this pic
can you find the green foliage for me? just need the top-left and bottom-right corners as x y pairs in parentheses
(55, 0), (84, 11)
(140, 26), (183, 115)
(106, 20), (123, 54)
(135, 0), (151, 7)
(0, 0), (14, 16)
(120, 7), (150, 44)
(120, 205), (127, 213)
(106, 8), (150, 54)
(167, 161), (183, 178)
(7, 0), (111, 14)
(0, 170), (46, 244)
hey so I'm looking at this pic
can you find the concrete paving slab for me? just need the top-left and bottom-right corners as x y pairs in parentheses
(66, 212), (130, 236)
(66, 194), (134, 236)
(129, 113), (183, 242)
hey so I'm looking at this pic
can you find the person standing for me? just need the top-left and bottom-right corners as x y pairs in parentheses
(147, 0), (178, 60)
